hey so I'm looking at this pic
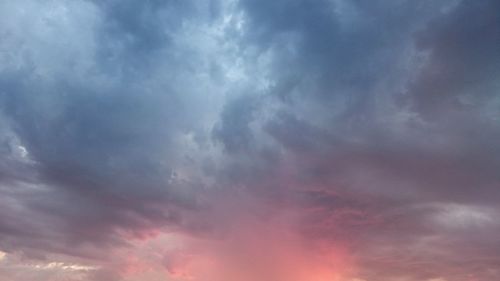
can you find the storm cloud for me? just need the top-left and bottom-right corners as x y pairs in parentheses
(0, 0), (499, 280)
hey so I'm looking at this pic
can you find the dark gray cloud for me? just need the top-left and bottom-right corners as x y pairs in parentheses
(0, 0), (499, 280)
(211, 0), (500, 279)
(0, 0), (219, 263)
(409, 0), (500, 117)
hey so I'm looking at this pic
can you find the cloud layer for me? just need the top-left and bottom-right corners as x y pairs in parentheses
(0, 0), (499, 280)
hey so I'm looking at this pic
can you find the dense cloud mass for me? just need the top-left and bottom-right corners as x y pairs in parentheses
(0, 0), (499, 280)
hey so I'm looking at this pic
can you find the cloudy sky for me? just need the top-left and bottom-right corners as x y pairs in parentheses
(0, 0), (499, 280)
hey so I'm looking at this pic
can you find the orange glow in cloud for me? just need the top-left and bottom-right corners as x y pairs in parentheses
(162, 212), (354, 281)
(113, 193), (357, 281)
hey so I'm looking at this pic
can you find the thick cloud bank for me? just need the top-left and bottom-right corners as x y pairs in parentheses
(0, 0), (499, 280)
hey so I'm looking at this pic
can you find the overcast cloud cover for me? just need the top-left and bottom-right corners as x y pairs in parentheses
(0, 0), (499, 280)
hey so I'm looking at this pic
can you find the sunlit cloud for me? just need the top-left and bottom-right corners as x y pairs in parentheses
(1, 0), (499, 280)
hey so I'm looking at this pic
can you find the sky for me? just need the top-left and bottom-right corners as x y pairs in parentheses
(0, 0), (499, 280)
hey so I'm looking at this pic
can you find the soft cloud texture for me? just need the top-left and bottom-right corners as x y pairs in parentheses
(0, 0), (499, 280)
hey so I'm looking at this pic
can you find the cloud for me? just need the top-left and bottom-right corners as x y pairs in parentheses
(0, 0), (499, 280)
(0, 0), (223, 263)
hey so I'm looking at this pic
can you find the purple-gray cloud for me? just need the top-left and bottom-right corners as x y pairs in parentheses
(0, 0), (499, 280)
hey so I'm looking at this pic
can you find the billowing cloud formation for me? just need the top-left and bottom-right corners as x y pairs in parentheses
(0, 0), (499, 280)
